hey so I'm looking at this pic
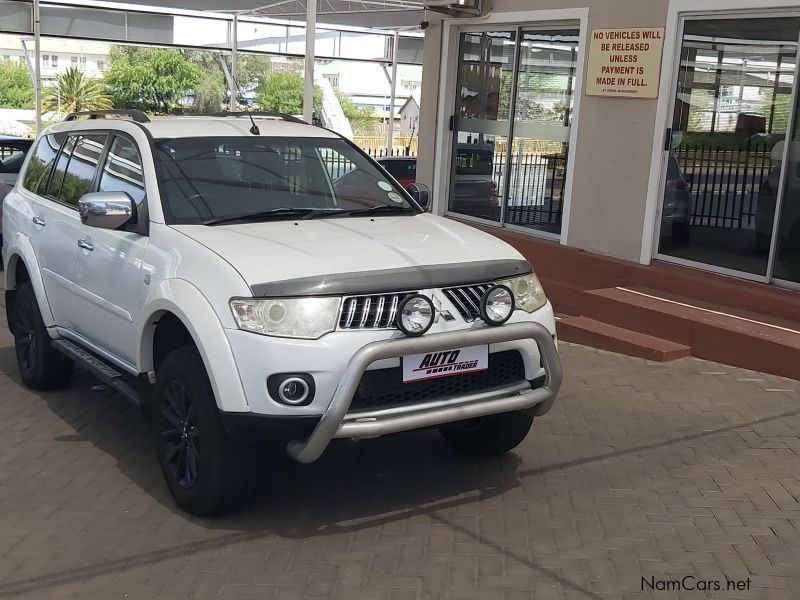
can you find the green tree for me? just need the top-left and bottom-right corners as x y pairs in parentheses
(0, 60), (34, 109)
(105, 46), (200, 113)
(184, 51), (227, 113)
(43, 66), (112, 115)
(255, 71), (321, 119)
(237, 54), (272, 91)
(335, 91), (376, 135)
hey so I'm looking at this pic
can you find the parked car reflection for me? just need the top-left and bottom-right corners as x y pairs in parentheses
(377, 144), (499, 219)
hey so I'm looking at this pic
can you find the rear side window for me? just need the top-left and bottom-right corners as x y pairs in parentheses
(56, 134), (107, 207)
(22, 134), (61, 194)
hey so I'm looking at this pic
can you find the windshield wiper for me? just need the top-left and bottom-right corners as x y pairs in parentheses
(204, 207), (321, 226)
(302, 204), (415, 220)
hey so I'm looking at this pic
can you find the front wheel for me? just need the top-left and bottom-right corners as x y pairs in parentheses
(439, 411), (534, 457)
(11, 281), (73, 390)
(153, 345), (262, 516)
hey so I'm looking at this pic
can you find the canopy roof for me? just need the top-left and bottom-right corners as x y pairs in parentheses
(105, 0), (428, 29)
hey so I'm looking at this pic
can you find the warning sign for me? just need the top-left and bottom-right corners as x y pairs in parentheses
(585, 28), (665, 99)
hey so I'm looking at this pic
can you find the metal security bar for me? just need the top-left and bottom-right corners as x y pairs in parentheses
(674, 140), (774, 230)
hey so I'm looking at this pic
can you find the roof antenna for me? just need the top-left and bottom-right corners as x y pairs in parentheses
(239, 80), (260, 135)
(219, 55), (259, 135)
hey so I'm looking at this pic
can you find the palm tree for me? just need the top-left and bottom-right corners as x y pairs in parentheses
(43, 66), (112, 115)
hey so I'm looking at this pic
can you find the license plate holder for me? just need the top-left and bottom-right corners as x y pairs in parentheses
(402, 345), (489, 383)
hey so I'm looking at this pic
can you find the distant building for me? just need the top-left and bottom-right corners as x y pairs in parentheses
(0, 33), (110, 84)
(398, 93), (420, 135)
(316, 60), (422, 121)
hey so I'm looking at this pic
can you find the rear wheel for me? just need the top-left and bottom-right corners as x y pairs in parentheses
(439, 411), (534, 457)
(153, 345), (262, 516)
(11, 281), (73, 390)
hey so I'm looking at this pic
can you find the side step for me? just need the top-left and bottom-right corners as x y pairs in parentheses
(51, 339), (142, 409)
(557, 315), (692, 362)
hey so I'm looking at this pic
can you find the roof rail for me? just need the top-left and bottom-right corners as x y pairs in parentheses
(64, 110), (150, 124)
(186, 111), (306, 124)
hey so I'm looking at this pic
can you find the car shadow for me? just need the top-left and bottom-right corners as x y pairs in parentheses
(0, 344), (523, 539)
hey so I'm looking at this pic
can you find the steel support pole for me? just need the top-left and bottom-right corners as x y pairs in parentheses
(34, 0), (41, 133)
(230, 14), (238, 111)
(387, 32), (400, 156)
(303, 0), (316, 123)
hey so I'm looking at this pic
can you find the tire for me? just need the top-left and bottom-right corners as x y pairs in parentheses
(439, 410), (534, 457)
(672, 220), (690, 245)
(153, 345), (262, 516)
(10, 281), (73, 390)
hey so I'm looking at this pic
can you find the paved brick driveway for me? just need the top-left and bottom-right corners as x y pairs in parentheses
(0, 295), (799, 599)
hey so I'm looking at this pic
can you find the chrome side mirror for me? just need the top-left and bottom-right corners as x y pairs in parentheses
(78, 192), (134, 230)
(407, 183), (431, 210)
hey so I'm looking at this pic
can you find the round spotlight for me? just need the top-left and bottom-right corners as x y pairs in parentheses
(397, 294), (435, 337)
(480, 285), (515, 326)
(278, 377), (310, 405)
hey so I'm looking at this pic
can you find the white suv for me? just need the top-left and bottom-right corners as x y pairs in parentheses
(2, 111), (562, 515)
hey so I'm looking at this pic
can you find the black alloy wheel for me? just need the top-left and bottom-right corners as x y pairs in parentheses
(160, 380), (201, 489)
(11, 281), (73, 390)
(13, 293), (38, 373)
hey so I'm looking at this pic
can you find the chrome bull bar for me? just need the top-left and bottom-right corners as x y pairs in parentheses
(286, 321), (562, 463)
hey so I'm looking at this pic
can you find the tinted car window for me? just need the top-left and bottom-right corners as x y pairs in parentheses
(22, 134), (61, 194)
(59, 134), (107, 207)
(0, 142), (31, 174)
(46, 135), (79, 200)
(382, 159), (416, 179)
(99, 136), (146, 219)
(455, 146), (493, 176)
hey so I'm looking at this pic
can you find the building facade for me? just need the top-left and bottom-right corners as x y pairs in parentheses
(416, 0), (800, 290)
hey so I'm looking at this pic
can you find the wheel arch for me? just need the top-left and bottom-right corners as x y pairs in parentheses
(138, 280), (249, 413)
(3, 239), (54, 328)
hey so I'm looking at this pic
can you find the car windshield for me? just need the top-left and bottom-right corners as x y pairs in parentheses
(155, 136), (417, 224)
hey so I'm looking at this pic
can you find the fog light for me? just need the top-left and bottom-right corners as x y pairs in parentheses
(480, 285), (514, 326)
(268, 373), (315, 406)
(279, 378), (309, 405)
(397, 294), (435, 337)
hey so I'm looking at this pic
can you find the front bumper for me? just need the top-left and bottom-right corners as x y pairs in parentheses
(286, 321), (562, 463)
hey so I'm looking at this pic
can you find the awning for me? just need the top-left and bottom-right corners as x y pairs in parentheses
(98, 0), (427, 29)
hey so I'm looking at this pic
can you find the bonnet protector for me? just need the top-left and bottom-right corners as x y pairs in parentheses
(250, 259), (532, 297)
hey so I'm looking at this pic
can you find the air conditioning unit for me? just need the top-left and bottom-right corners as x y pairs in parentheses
(424, 0), (483, 17)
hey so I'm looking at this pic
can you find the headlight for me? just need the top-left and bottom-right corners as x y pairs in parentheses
(497, 273), (548, 313)
(397, 294), (435, 336)
(479, 285), (514, 325)
(230, 297), (341, 339)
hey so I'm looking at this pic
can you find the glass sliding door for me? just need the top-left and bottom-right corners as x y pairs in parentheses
(449, 30), (515, 223)
(448, 26), (580, 234)
(772, 67), (800, 285)
(505, 29), (579, 235)
(656, 17), (800, 278)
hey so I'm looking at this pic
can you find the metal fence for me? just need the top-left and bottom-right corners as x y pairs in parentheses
(352, 142), (568, 229)
(491, 150), (567, 227)
(674, 141), (774, 230)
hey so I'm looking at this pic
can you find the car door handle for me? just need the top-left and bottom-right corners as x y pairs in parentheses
(32, 216), (46, 227)
(77, 238), (94, 252)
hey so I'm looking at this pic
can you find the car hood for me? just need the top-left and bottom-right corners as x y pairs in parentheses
(172, 214), (529, 295)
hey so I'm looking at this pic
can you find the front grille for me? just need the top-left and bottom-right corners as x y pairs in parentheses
(442, 283), (494, 321)
(348, 350), (526, 413)
(339, 293), (415, 330)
